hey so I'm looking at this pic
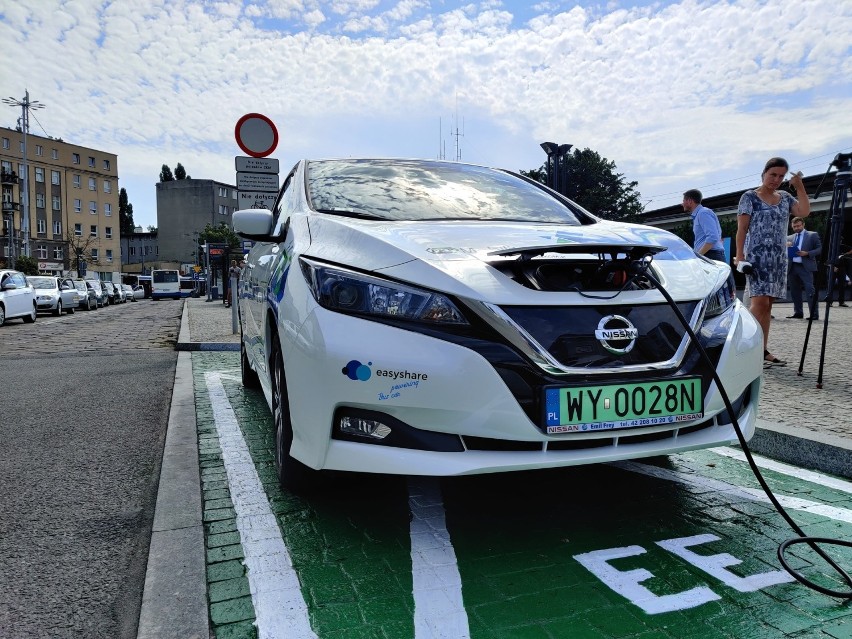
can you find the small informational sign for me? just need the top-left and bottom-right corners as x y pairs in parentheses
(237, 191), (277, 210)
(234, 113), (279, 158)
(235, 156), (279, 173)
(237, 172), (279, 192)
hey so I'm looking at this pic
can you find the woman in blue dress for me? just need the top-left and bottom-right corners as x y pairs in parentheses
(734, 157), (810, 367)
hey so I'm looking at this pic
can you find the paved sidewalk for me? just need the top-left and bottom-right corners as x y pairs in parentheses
(137, 296), (852, 639)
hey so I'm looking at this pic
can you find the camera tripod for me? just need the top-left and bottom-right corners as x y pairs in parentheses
(798, 152), (852, 387)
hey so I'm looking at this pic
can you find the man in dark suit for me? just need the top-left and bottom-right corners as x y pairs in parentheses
(786, 217), (822, 319)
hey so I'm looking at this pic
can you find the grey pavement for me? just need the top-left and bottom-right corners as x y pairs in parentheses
(136, 294), (852, 638)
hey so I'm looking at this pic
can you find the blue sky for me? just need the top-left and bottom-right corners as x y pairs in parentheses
(2, 0), (851, 230)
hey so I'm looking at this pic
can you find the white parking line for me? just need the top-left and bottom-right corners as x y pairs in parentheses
(408, 477), (470, 639)
(206, 371), (317, 639)
(709, 446), (852, 494)
(613, 460), (852, 524)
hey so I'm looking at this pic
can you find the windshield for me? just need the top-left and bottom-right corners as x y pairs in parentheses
(74, 281), (86, 292)
(27, 277), (56, 290)
(306, 159), (587, 224)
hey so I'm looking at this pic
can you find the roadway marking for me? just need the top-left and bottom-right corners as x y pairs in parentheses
(408, 477), (470, 639)
(613, 460), (852, 523)
(206, 371), (317, 639)
(710, 446), (852, 494)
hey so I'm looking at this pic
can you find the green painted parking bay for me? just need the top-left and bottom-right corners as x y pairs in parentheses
(192, 353), (852, 639)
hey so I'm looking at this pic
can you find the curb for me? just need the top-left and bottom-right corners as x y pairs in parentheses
(748, 418), (852, 480)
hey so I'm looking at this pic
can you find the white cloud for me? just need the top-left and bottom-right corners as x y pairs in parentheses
(1, 0), (850, 229)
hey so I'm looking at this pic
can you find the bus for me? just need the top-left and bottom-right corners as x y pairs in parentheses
(150, 269), (182, 300)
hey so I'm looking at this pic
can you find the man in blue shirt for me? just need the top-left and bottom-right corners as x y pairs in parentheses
(683, 189), (725, 262)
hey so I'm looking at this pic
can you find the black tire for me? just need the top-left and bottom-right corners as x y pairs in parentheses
(0, 304), (5, 326)
(67, 304), (75, 315)
(271, 337), (316, 492)
(23, 304), (36, 323)
(240, 339), (260, 389)
(53, 301), (62, 317)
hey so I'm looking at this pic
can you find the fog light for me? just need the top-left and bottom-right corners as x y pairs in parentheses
(339, 416), (392, 440)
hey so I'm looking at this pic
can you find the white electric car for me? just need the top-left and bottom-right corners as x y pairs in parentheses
(234, 158), (763, 490)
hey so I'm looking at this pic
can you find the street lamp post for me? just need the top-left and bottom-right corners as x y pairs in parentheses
(539, 141), (572, 195)
(3, 90), (45, 259)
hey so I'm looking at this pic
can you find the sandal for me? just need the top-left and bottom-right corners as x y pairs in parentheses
(763, 350), (787, 367)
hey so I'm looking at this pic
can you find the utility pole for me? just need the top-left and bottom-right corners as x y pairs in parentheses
(3, 90), (45, 258)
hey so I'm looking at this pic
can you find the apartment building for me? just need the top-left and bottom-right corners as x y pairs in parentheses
(0, 127), (120, 281)
(155, 178), (238, 265)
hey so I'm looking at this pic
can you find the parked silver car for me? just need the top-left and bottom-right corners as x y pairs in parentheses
(121, 284), (140, 302)
(86, 279), (107, 307)
(0, 269), (37, 325)
(73, 279), (97, 311)
(26, 275), (79, 315)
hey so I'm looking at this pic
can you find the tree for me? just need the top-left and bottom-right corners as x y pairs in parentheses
(119, 187), (135, 235)
(63, 230), (101, 277)
(14, 255), (38, 275)
(199, 222), (241, 250)
(521, 147), (644, 223)
(174, 163), (189, 180)
(159, 164), (174, 182)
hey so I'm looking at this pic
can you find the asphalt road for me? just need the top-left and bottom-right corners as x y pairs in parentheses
(0, 299), (183, 639)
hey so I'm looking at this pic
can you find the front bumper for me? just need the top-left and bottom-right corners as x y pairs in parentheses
(280, 296), (763, 476)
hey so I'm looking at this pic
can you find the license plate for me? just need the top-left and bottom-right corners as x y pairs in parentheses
(544, 378), (703, 434)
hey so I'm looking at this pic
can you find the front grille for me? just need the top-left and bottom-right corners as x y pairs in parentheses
(500, 302), (699, 368)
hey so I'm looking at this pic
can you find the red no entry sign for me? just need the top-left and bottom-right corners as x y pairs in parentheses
(234, 113), (279, 158)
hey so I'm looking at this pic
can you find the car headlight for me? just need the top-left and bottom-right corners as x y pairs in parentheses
(703, 274), (736, 319)
(300, 258), (469, 325)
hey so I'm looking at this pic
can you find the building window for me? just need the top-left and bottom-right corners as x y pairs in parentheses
(36, 244), (47, 258)
(106, 249), (113, 262)
(37, 219), (46, 234)
(72, 153), (80, 164)
(90, 225), (97, 237)
(89, 201), (97, 214)
(1, 138), (8, 150)
(52, 196), (61, 211)
(103, 180), (111, 193)
(35, 145), (43, 156)
(88, 177), (96, 191)
(51, 170), (60, 185)
(130, 246), (136, 256)
(1, 160), (11, 174)
(53, 245), (63, 259)
(88, 156), (95, 167)
(74, 199), (81, 213)
(73, 174), (81, 188)
(105, 226), (113, 239)
(104, 203), (112, 216)
(74, 224), (82, 236)
(53, 221), (62, 235)
(36, 193), (45, 208)
(35, 167), (44, 182)
(91, 248), (99, 261)
(103, 159), (111, 171)
(52, 149), (59, 160)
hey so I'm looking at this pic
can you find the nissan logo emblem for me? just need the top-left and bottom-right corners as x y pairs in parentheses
(595, 315), (639, 354)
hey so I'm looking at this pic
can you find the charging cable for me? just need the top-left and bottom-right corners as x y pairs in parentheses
(629, 256), (852, 599)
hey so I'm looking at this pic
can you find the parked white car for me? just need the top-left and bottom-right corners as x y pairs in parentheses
(26, 275), (79, 315)
(0, 269), (37, 325)
(235, 158), (763, 491)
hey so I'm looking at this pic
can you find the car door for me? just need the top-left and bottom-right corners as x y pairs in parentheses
(245, 168), (297, 378)
(6, 272), (29, 317)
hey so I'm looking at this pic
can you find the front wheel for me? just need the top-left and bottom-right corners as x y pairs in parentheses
(23, 304), (36, 323)
(67, 304), (75, 315)
(271, 337), (318, 492)
(53, 301), (63, 317)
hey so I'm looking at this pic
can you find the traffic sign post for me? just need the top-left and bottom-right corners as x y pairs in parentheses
(235, 113), (280, 215)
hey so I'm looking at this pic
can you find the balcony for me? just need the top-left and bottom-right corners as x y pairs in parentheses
(1, 170), (19, 186)
(2, 200), (19, 213)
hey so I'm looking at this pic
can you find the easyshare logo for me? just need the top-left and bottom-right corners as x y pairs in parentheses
(342, 360), (372, 381)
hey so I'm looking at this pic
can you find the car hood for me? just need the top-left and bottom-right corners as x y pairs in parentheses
(304, 216), (725, 303)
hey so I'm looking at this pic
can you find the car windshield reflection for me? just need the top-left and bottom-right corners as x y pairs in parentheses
(306, 159), (586, 224)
